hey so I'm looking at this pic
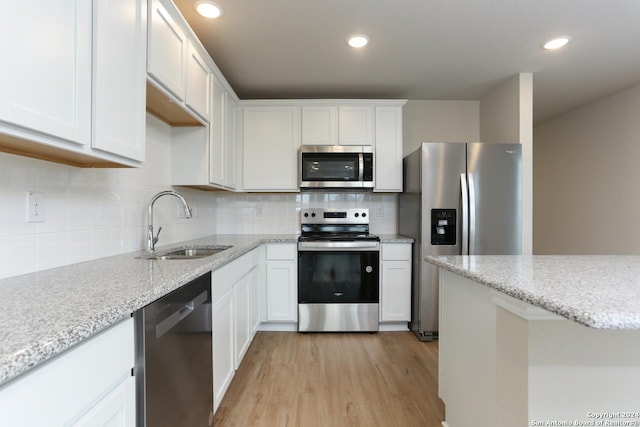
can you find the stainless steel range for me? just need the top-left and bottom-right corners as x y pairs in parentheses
(297, 208), (380, 332)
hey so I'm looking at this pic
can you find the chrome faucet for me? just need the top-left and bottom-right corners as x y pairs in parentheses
(147, 190), (192, 251)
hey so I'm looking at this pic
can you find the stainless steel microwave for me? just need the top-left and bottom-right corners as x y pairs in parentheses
(299, 146), (374, 189)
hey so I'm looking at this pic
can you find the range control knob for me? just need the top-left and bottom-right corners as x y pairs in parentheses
(304, 213), (309, 217)
(362, 212), (367, 217)
(354, 213), (359, 217)
(311, 213), (316, 217)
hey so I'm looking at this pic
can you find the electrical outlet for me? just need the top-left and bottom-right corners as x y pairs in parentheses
(256, 206), (264, 217)
(376, 207), (384, 217)
(26, 191), (45, 223)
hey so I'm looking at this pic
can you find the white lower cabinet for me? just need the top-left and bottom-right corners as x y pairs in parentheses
(212, 286), (234, 412)
(249, 263), (261, 335)
(234, 268), (256, 368)
(72, 377), (135, 427)
(211, 248), (261, 412)
(265, 244), (298, 322)
(380, 243), (412, 323)
(0, 318), (135, 426)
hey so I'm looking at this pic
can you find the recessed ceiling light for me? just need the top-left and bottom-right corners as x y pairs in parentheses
(542, 35), (572, 50)
(347, 34), (369, 48)
(195, 1), (223, 19)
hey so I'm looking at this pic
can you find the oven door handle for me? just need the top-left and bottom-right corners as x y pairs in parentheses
(298, 241), (380, 251)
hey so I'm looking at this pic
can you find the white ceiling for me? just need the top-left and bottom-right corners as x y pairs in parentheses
(174, 0), (640, 123)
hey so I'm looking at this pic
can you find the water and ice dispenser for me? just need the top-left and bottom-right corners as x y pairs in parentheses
(431, 209), (456, 245)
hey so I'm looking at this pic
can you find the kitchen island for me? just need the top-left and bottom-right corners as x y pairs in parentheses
(427, 255), (640, 427)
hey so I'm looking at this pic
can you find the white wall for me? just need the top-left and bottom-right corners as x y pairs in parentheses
(534, 83), (640, 254)
(480, 73), (534, 255)
(402, 100), (480, 156)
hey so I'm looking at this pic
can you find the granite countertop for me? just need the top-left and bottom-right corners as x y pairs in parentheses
(0, 233), (412, 387)
(427, 255), (640, 330)
(0, 234), (297, 387)
(378, 234), (413, 243)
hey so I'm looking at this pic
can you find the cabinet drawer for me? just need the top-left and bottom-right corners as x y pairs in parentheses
(212, 250), (255, 300)
(381, 244), (412, 261)
(266, 244), (297, 260)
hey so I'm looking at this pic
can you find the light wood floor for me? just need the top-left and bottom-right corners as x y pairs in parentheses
(214, 331), (445, 427)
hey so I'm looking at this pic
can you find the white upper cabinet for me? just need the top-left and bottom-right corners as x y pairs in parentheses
(223, 94), (237, 189)
(161, 1), (239, 191)
(301, 106), (338, 146)
(92, 0), (147, 162)
(240, 100), (404, 192)
(170, 75), (237, 191)
(301, 104), (375, 146)
(209, 77), (225, 185)
(338, 105), (374, 146)
(148, 0), (187, 101)
(185, 40), (211, 120)
(0, 0), (91, 146)
(148, 0), (213, 123)
(0, 0), (146, 167)
(374, 106), (404, 192)
(208, 76), (236, 190)
(242, 106), (301, 191)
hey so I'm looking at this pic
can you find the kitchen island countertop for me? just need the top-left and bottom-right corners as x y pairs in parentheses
(427, 255), (640, 330)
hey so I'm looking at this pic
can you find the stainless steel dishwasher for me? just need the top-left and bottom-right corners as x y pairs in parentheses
(135, 272), (213, 427)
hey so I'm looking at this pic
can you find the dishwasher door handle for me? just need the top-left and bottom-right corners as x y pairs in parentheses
(155, 290), (208, 338)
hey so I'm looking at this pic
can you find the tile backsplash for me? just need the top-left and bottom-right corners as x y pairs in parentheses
(0, 114), (398, 279)
(213, 192), (397, 235)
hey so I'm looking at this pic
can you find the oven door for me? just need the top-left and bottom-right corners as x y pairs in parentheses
(298, 241), (379, 332)
(298, 249), (379, 303)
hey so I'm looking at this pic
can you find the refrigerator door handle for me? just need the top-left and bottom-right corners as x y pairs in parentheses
(467, 172), (476, 255)
(460, 173), (469, 255)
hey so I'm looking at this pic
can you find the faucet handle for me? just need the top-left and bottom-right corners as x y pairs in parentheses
(153, 226), (162, 246)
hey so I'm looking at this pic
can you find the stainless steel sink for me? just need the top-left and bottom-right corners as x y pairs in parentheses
(143, 246), (232, 260)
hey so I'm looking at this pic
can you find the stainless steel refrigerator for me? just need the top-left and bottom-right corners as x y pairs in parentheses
(398, 142), (522, 341)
